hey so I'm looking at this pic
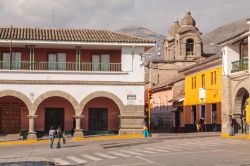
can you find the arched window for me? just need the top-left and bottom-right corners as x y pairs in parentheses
(186, 39), (194, 56)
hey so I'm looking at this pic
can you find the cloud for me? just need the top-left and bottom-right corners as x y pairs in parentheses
(0, 0), (249, 35)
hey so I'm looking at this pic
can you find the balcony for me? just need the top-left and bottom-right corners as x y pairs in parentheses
(0, 61), (122, 72)
(231, 58), (248, 73)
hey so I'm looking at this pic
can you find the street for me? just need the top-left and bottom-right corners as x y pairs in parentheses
(0, 136), (250, 166)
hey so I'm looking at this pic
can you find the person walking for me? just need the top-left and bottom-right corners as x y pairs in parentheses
(195, 120), (200, 132)
(49, 126), (55, 149)
(229, 115), (235, 136)
(56, 126), (63, 149)
(143, 121), (150, 137)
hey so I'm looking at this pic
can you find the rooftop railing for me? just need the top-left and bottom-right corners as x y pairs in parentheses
(231, 58), (248, 73)
(0, 61), (122, 72)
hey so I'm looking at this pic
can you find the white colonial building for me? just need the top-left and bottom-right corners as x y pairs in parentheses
(0, 27), (155, 139)
(221, 18), (250, 136)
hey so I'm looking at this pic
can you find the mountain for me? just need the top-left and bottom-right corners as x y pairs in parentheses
(117, 18), (249, 60)
(117, 26), (165, 42)
(117, 26), (165, 60)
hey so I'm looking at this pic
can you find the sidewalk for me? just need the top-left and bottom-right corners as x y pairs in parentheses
(0, 132), (221, 146)
(153, 132), (220, 140)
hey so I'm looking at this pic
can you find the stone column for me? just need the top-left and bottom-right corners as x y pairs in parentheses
(27, 115), (38, 140)
(221, 76), (232, 136)
(74, 115), (84, 138)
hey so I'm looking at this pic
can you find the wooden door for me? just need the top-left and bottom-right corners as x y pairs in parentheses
(0, 105), (20, 134)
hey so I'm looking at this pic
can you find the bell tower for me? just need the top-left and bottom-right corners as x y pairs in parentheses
(164, 11), (202, 61)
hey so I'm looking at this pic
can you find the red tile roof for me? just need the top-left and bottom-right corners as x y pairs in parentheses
(0, 27), (155, 44)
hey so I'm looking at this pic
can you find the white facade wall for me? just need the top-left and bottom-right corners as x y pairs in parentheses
(222, 44), (240, 75)
(0, 84), (144, 105)
(0, 46), (146, 105)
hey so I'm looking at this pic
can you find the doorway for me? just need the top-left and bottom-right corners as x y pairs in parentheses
(200, 105), (206, 119)
(0, 108), (20, 134)
(88, 108), (108, 131)
(191, 105), (197, 124)
(45, 108), (64, 132)
(234, 88), (249, 134)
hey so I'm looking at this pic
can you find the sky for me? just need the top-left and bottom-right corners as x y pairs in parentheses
(0, 0), (249, 35)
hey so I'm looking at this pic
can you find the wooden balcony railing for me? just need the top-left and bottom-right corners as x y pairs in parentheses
(231, 58), (248, 73)
(0, 61), (122, 72)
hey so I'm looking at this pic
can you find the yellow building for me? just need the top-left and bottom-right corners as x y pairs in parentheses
(179, 55), (222, 132)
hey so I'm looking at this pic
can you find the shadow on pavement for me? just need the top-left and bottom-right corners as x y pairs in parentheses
(0, 161), (55, 166)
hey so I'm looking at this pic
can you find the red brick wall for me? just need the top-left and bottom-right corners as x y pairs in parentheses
(183, 106), (191, 125)
(0, 47), (121, 63)
(35, 97), (75, 131)
(184, 102), (221, 125)
(81, 49), (121, 63)
(206, 104), (211, 123)
(217, 102), (222, 124)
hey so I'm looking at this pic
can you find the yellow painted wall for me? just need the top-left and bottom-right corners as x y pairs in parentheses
(184, 66), (222, 106)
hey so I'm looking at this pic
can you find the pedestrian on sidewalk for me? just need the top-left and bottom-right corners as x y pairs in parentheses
(195, 120), (200, 132)
(143, 121), (150, 137)
(56, 126), (63, 149)
(200, 118), (205, 132)
(229, 115), (235, 136)
(49, 126), (55, 149)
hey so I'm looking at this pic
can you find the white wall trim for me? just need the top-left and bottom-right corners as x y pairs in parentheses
(0, 39), (155, 47)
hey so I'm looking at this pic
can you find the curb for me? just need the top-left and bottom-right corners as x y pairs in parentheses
(0, 134), (144, 146)
(220, 133), (250, 139)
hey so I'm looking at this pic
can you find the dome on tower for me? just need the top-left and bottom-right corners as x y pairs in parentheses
(180, 11), (196, 26)
(168, 20), (180, 36)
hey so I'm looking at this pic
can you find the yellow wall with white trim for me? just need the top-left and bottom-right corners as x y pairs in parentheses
(184, 66), (222, 106)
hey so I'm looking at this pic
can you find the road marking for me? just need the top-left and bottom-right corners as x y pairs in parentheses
(154, 146), (180, 151)
(120, 149), (145, 156)
(141, 149), (221, 157)
(144, 147), (169, 153)
(94, 152), (118, 159)
(136, 156), (165, 166)
(183, 142), (205, 147)
(53, 158), (70, 165)
(131, 148), (157, 154)
(110, 163), (147, 166)
(108, 151), (131, 157)
(67, 156), (87, 164)
(162, 145), (182, 151)
(163, 145), (189, 150)
(81, 154), (103, 161)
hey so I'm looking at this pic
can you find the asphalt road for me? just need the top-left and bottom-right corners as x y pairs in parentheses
(0, 137), (250, 166)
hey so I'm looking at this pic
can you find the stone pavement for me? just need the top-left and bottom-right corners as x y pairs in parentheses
(0, 132), (221, 165)
(43, 137), (250, 165)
